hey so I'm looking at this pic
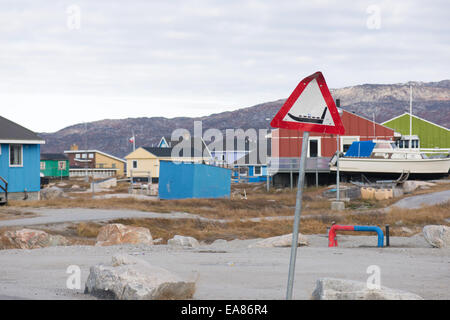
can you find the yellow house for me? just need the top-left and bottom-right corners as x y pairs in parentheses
(64, 148), (126, 178)
(125, 141), (212, 182)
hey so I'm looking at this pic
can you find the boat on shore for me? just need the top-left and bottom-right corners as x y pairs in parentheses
(329, 140), (450, 176)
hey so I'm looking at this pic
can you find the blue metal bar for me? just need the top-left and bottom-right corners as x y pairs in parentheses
(354, 225), (384, 247)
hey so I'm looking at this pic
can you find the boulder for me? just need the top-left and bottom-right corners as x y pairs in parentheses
(248, 233), (308, 248)
(403, 181), (436, 194)
(95, 224), (153, 246)
(84, 254), (196, 300)
(0, 228), (69, 249)
(311, 278), (423, 300)
(423, 225), (450, 248)
(41, 186), (64, 200)
(167, 235), (200, 248)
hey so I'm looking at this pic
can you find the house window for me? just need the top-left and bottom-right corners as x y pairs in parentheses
(10, 144), (23, 166)
(40, 162), (46, 170)
(254, 166), (262, 176)
(133, 160), (138, 169)
(89, 153), (94, 158)
(112, 163), (116, 169)
(309, 140), (318, 157)
(341, 136), (359, 153)
(75, 153), (81, 159)
(239, 167), (247, 176)
(82, 153), (87, 159)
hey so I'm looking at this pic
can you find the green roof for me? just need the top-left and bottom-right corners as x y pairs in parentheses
(382, 113), (450, 148)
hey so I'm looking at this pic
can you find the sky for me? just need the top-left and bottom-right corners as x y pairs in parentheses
(0, 0), (449, 132)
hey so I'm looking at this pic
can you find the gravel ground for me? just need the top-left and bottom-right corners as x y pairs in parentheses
(390, 189), (450, 210)
(0, 208), (215, 227)
(0, 234), (448, 300)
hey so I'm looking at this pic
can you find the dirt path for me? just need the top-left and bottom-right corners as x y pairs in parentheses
(0, 208), (219, 227)
(388, 189), (450, 210)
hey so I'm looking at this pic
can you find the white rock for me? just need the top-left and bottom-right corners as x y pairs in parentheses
(402, 181), (435, 193)
(167, 235), (200, 248)
(423, 225), (450, 248)
(248, 233), (308, 248)
(311, 278), (423, 300)
(85, 254), (196, 300)
(41, 186), (64, 200)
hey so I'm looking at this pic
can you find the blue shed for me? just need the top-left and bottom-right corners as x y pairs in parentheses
(158, 161), (231, 200)
(0, 116), (45, 201)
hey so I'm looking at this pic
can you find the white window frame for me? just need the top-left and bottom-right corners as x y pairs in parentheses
(82, 153), (87, 159)
(89, 153), (94, 159)
(238, 166), (247, 176)
(307, 137), (321, 157)
(340, 136), (360, 152)
(254, 165), (262, 176)
(40, 161), (46, 170)
(132, 160), (138, 169)
(9, 144), (23, 167)
(75, 153), (81, 159)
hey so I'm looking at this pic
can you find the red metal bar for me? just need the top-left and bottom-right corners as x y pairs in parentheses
(328, 225), (354, 247)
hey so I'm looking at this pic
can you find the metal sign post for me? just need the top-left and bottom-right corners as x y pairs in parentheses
(270, 71), (345, 300)
(286, 131), (309, 300)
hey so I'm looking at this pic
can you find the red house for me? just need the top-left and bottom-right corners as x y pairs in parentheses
(269, 110), (396, 186)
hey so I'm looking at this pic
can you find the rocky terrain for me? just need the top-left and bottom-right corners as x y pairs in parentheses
(39, 80), (450, 158)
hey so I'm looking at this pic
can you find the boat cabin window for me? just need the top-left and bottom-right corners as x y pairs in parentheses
(397, 139), (420, 149)
(375, 143), (392, 149)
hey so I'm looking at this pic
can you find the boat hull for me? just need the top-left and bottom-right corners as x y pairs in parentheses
(330, 158), (450, 174)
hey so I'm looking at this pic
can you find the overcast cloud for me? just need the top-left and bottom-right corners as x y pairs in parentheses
(0, 0), (448, 132)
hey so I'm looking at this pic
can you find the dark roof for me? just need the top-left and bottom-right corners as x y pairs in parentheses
(207, 137), (252, 151)
(41, 153), (68, 161)
(207, 137), (271, 154)
(142, 147), (173, 157)
(0, 116), (44, 142)
(233, 138), (271, 165)
(143, 137), (211, 158)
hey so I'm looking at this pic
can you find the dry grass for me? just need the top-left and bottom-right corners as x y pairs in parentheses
(4, 180), (450, 244)
(102, 200), (450, 243)
(76, 222), (103, 238)
(0, 208), (36, 221)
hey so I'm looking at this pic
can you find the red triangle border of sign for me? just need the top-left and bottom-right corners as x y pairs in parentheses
(270, 71), (345, 135)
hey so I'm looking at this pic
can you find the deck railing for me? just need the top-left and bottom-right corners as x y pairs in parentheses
(267, 157), (331, 175)
(0, 176), (8, 204)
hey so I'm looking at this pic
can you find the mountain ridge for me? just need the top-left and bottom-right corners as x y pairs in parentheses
(40, 80), (450, 158)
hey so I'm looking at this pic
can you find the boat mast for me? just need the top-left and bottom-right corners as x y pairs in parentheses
(409, 85), (412, 151)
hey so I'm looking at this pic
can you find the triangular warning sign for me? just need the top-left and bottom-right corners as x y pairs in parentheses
(271, 71), (345, 135)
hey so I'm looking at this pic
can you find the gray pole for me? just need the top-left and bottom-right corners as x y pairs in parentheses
(335, 99), (341, 201)
(336, 135), (340, 201)
(286, 131), (309, 300)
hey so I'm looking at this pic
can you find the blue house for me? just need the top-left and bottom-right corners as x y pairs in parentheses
(158, 161), (231, 199)
(0, 116), (45, 201)
(232, 140), (271, 183)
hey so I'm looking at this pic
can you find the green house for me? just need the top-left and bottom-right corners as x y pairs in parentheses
(382, 113), (450, 149)
(40, 153), (70, 178)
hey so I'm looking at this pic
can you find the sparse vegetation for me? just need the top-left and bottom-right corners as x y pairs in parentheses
(3, 179), (449, 244)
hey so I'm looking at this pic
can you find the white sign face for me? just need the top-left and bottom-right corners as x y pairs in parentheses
(282, 78), (335, 126)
